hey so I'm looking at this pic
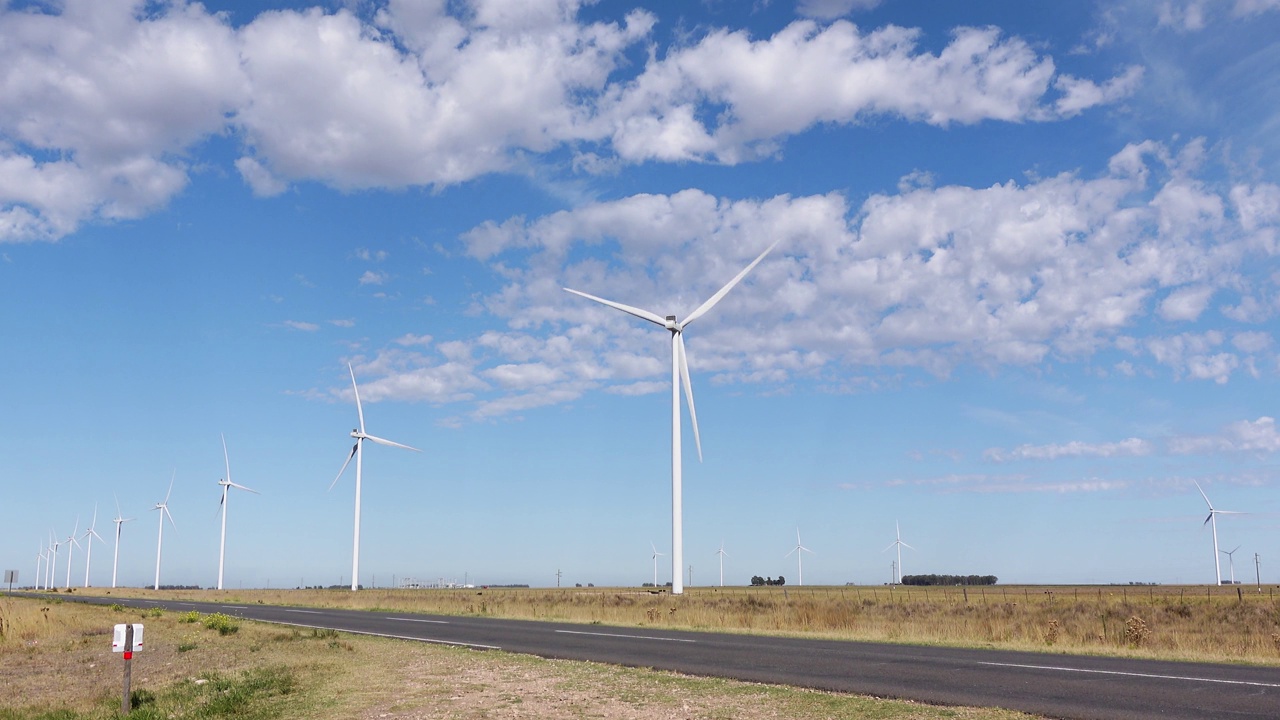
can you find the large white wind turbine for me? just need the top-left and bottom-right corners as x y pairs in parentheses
(47, 531), (58, 590)
(785, 529), (814, 586)
(152, 473), (177, 590)
(650, 542), (665, 587)
(63, 518), (81, 589)
(715, 540), (729, 587)
(883, 521), (914, 585)
(217, 434), (259, 591)
(110, 494), (134, 588)
(1195, 480), (1241, 585)
(1221, 545), (1242, 585)
(330, 363), (420, 592)
(564, 241), (778, 595)
(36, 542), (46, 591)
(81, 505), (104, 587)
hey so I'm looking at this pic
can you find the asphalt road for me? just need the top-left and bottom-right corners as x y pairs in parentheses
(25, 592), (1280, 719)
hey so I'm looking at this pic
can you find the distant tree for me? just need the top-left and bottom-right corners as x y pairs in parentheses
(901, 574), (997, 586)
(750, 576), (765, 586)
(776, 576), (785, 586)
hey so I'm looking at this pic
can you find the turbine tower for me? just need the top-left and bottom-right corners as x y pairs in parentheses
(81, 506), (104, 587)
(63, 518), (81, 589)
(883, 521), (914, 585)
(330, 363), (420, 592)
(36, 542), (46, 591)
(564, 241), (778, 595)
(152, 473), (177, 590)
(715, 540), (729, 587)
(111, 494), (134, 588)
(48, 531), (59, 590)
(1221, 545), (1241, 585)
(785, 528), (813, 586)
(217, 434), (259, 591)
(650, 542), (665, 587)
(1194, 480), (1241, 585)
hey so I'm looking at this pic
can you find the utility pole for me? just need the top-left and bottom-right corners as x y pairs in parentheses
(556, 569), (562, 587)
(688, 564), (693, 588)
(1256, 553), (1262, 588)
(891, 560), (896, 586)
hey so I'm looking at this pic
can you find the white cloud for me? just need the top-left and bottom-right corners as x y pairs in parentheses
(984, 438), (1152, 463)
(358, 270), (389, 286)
(1053, 65), (1144, 118)
(1159, 285), (1214, 321)
(1169, 416), (1280, 454)
(797, 0), (882, 20)
(330, 319), (356, 328)
(235, 157), (287, 197)
(282, 320), (320, 331)
(1233, 0), (1280, 17)
(880, 472), (1125, 493)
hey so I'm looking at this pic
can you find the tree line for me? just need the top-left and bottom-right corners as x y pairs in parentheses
(750, 575), (786, 586)
(901, 574), (997, 586)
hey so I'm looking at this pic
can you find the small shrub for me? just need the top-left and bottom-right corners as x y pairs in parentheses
(1125, 616), (1150, 647)
(178, 642), (197, 652)
(109, 603), (124, 612)
(1043, 620), (1060, 646)
(146, 608), (163, 618)
(202, 612), (239, 635)
(178, 610), (201, 624)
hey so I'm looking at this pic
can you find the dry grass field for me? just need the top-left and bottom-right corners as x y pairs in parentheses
(62, 581), (1280, 665)
(0, 593), (1039, 720)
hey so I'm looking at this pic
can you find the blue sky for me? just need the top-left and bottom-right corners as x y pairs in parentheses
(3, 0), (1280, 590)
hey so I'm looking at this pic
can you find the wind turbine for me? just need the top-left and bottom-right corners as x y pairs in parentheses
(152, 473), (177, 590)
(330, 363), (420, 592)
(785, 528), (814, 586)
(1194, 480), (1242, 585)
(63, 518), (81, 589)
(883, 521), (914, 585)
(1221, 545), (1242, 585)
(47, 531), (59, 590)
(110, 494), (134, 588)
(650, 542), (665, 587)
(36, 542), (46, 590)
(217, 434), (259, 591)
(564, 240), (778, 595)
(81, 506), (104, 588)
(715, 540), (729, 587)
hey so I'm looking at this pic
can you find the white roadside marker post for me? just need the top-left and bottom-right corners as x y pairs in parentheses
(112, 623), (144, 714)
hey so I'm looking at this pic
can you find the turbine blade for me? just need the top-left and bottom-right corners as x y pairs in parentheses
(1193, 480), (1213, 510)
(681, 239), (779, 328)
(89, 528), (104, 542)
(229, 481), (259, 494)
(222, 433), (232, 485)
(901, 542), (916, 551)
(364, 434), (421, 452)
(563, 288), (667, 326)
(882, 542), (897, 553)
(349, 363), (366, 434)
(1203, 512), (1213, 526)
(164, 470), (175, 504)
(164, 505), (176, 529)
(329, 443), (359, 491)
(677, 333), (702, 462)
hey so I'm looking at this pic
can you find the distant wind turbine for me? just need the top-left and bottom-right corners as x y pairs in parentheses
(217, 434), (259, 591)
(651, 542), (665, 587)
(330, 363), (420, 592)
(63, 518), (81, 589)
(785, 528), (814, 586)
(81, 505), (104, 587)
(1221, 545), (1242, 585)
(111, 494), (134, 589)
(152, 473), (177, 590)
(36, 542), (46, 591)
(883, 521), (914, 585)
(1194, 481), (1242, 585)
(564, 241), (778, 595)
(48, 531), (59, 590)
(715, 540), (729, 587)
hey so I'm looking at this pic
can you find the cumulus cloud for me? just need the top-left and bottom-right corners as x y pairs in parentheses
(1169, 416), (1280, 454)
(359, 270), (389, 286)
(984, 438), (1153, 462)
(282, 320), (320, 331)
(797, 0), (883, 20)
(878, 472), (1124, 493)
(0, 1), (1135, 242)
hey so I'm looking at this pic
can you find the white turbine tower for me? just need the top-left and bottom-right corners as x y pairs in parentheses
(47, 531), (59, 590)
(110, 494), (134, 589)
(1221, 545), (1242, 585)
(36, 542), (46, 591)
(217, 434), (259, 591)
(650, 543), (665, 587)
(152, 473), (177, 590)
(1195, 480), (1241, 585)
(715, 540), (729, 587)
(330, 363), (420, 592)
(785, 528), (814, 586)
(883, 521), (914, 585)
(81, 506), (104, 587)
(564, 241), (777, 595)
(63, 518), (81, 589)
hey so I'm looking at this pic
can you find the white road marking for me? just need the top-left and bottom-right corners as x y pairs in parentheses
(254, 619), (499, 650)
(385, 617), (449, 624)
(222, 605), (248, 609)
(555, 629), (695, 643)
(283, 609), (322, 614)
(976, 661), (1280, 688)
